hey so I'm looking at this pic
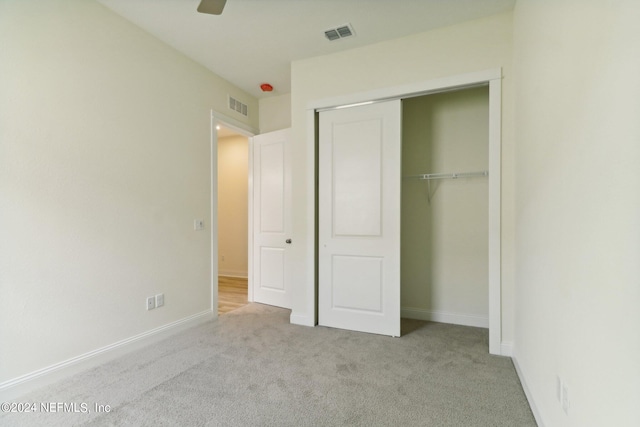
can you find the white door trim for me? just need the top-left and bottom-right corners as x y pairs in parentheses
(209, 111), (257, 314)
(300, 68), (504, 355)
(487, 79), (502, 355)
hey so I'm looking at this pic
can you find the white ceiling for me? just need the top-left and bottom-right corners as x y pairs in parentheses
(98, 0), (515, 99)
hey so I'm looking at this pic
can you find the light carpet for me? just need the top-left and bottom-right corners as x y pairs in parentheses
(0, 303), (535, 426)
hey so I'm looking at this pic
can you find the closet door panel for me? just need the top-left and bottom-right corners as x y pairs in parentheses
(318, 100), (401, 337)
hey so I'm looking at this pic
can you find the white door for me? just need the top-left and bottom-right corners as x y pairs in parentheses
(252, 128), (292, 309)
(318, 100), (402, 336)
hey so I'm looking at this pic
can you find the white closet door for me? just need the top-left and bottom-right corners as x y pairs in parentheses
(252, 129), (292, 309)
(318, 100), (402, 337)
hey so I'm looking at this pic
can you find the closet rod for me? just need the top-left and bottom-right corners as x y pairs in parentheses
(404, 170), (488, 181)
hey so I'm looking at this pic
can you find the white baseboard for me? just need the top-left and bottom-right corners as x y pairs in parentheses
(290, 312), (315, 327)
(401, 307), (489, 328)
(218, 271), (248, 279)
(0, 310), (214, 401)
(512, 352), (546, 427)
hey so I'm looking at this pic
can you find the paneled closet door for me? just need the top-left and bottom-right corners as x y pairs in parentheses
(318, 100), (402, 337)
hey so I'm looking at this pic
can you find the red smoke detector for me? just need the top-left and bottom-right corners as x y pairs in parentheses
(260, 83), (274, 92)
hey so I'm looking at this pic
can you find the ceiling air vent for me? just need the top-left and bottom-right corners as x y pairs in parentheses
(324, 23), (355, 41)
(229, 96), (248, 117)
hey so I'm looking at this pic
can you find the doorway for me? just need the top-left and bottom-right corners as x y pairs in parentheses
(211, 114), (294, 315)
(307, 69), (503, 354)
(217, 124), (249, 314)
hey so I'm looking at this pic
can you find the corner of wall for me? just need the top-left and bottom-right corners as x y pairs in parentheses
(259, 93), (292, 133)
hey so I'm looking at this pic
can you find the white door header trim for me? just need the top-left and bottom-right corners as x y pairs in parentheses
(308, 68), (501, 112)
(210, 110), (258, 136)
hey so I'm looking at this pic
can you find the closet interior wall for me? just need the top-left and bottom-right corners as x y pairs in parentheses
(401, 87), (490, 327)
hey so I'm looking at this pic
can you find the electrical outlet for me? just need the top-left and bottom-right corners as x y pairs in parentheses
(194, 219), (204, 230)
(221, 255), (225, 261)
(146, 296), (155, 311)
(155, 293), (164, 308)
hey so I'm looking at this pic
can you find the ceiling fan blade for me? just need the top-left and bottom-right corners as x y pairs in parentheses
(197, 0), (227, 15)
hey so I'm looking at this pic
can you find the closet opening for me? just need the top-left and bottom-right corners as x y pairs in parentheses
(307, 69), (503, 354)
(401, 86), (490, 331)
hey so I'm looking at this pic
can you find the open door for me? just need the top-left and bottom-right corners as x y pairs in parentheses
(318, 100), (402, 336)
(252, 128), (292, 309)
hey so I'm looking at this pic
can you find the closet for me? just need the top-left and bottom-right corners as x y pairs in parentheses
(401, 86), (489, 328)
(317, 84), (493, 338)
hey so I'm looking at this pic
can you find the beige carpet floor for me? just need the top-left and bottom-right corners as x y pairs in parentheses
(0, 303), (535, 426)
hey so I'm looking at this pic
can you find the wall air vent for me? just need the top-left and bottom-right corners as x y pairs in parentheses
(324, 23), (355, 41)
(228, 96), (248, 117)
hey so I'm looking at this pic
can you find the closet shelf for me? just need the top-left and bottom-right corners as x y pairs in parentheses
(404, 170), (488, 181)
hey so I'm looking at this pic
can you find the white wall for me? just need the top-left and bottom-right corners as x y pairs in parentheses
(218, 135), (249, 277)
(512, 0), (640, 425)
(0, 0), (257, 387)
(259, 93), (291, 133)
(290, 12), (515, 342)
(401, 88), (489, 326)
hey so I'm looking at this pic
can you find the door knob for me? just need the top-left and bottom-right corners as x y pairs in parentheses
(285, 239), (292, 244)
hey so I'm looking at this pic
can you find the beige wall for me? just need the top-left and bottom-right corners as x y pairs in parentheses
(0, 0), (256, 384)
(401, 87), (489, 325)
(218, 135), (249, 277)
(513, 0), (640, 425)
(259, 94), (291, 133)
(290, 12), (515, 342)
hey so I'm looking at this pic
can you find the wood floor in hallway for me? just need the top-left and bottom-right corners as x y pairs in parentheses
(218, 276), (248, 315)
